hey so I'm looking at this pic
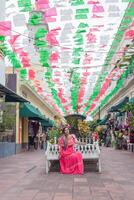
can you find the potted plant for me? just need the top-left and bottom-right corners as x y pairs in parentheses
(78, 120), (90, 137)
(48, 127), (62, 144)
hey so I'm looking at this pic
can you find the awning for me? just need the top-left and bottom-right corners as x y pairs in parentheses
(108, 96), (129, 112)
(0, 83), (28, 103)
(20, 103), (46, 120)
(20, 103), (54, 126)
(41, 119), (53, 127)
(65, 114), (86, 120)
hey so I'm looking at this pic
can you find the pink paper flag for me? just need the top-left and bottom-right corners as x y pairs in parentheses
(50, 52), (59, 63)
(86, 32), (96, 43)
(46, 31), (59, 45)
(92, 14), (103, 18)
(125, 30), (134, 39)
(88, 0), (100, 4)
(37, 0), (49, 3)
(45, 7), (57, 17)
(29, 70), (35, 80)
(131, 21), (134, 27)
(36, 3), (49, 10)
(9, 35), (20, 45)
(45, 17), (56, 23)
(0, 21), (11, 36)
(92, 5), (104, 13)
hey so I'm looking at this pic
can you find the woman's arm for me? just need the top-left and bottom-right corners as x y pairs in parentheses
(72, 134), (86, 145)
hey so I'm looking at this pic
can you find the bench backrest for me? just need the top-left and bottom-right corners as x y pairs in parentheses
(46, 141), (100, 160)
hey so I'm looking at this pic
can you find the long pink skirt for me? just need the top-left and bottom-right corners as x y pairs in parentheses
(59, 147), (84, 175)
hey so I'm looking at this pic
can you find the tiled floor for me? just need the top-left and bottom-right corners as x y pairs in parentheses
(0, 148), (134, 200)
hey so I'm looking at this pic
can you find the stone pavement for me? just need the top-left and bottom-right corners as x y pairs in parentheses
(0, 148), (134, 200)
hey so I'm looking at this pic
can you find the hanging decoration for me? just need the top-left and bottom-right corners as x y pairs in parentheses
(2, 0), (133, 117)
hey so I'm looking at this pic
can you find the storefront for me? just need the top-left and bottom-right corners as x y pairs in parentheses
(19, 102), (52, 150)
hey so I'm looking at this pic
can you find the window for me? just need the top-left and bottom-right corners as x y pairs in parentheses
(0, 102), (16, 142)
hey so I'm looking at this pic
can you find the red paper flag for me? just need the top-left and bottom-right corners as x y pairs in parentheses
(29, 70), (35, 80)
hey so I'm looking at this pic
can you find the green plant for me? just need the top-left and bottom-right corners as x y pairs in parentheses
(88, 120), (98, 131)
(121, 103), (134, 127)
(48, 127), (62, 143)
(66, 117), (78, 129)
(0, 36), (6, 57)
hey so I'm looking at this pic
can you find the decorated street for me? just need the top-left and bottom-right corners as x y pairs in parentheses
(0, 148), (134, 200)
(1, 1), (134, 200)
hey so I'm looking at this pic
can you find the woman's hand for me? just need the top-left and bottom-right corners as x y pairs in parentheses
(78, 142), (87, 145)
(76, 141), (86, 145)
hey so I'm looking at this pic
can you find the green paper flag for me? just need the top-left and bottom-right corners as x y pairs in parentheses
(71, 0), (84, 6)
(29, 12), (43, 25)
(76, 8), (89, 14)
(75, 14), (88, 19)
(78, 23), (89, 28)
(20, 69), (27, 79)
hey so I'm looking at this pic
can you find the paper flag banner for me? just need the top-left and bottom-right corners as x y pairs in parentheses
(36, 0), (49, 10)
(46, 31), (59, 45)
(50, 52), (59, 63)
(9, 35), (20, 45)
(29, 70), (35, 80)
(0, 21), (11, 36)
(125, 30), (134, 39)
(45, 7), (57, 17)
(108, 5), (120, 12)
(88, 0), (100, 4)
(105, 0), (118, 2)
(45, 17), (56, 23)
(13, 14), (26, 27)
(108, 13), (120, 17)
(86, 32), (96, 43)
(20, 69), (27, 79)
(92, 14), (104, 18)
(92, 5), (104, 13)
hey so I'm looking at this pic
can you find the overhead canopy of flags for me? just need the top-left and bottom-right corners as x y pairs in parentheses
(1, 0), (134, 117)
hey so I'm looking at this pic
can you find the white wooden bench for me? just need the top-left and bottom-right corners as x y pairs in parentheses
(45, 138), (101, 174)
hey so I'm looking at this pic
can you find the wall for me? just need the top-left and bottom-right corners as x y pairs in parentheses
(0, 142), (16, 158)
(0, 59), (5, 86)
(20, 83), (59, 120)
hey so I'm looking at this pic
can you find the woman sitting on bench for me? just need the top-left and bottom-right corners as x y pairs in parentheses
(58, 126), (85, 175)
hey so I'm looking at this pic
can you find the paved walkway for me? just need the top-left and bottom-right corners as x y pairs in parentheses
(0, 148), (134, 200)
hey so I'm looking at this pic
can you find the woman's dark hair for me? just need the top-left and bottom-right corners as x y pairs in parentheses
(62, 127), (69, 134)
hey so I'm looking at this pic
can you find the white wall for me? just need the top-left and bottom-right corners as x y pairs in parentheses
(0, 59), (5, 85)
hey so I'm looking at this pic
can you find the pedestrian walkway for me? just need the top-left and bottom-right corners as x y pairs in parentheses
(0, 148), (134, 200)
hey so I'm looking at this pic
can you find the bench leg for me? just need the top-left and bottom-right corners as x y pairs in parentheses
(46, 160), (49, 174)
(98, 158), (101, 173)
